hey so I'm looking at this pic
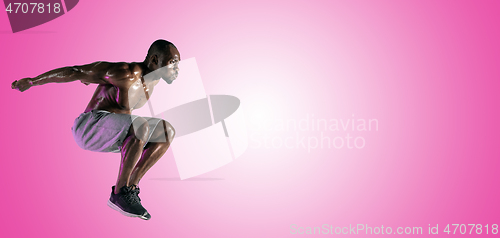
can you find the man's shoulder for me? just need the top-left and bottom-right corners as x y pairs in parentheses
(101, 62), (142, 87)
(98, 61), (130, 71)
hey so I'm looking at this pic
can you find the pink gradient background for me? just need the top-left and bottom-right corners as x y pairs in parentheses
(1, 0), (499, 237)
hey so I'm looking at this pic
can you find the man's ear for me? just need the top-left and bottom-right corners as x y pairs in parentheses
(151, 55), (159, 67)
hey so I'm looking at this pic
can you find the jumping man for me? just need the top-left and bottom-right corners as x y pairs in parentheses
(11, 39), (180, 220)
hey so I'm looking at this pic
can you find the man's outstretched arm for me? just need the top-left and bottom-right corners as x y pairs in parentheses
(11, 61), (110, 92)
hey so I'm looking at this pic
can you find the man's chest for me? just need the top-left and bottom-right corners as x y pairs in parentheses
(126, 78), (153, 99)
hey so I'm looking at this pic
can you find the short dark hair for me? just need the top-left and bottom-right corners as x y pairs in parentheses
(145, 39), (176, 62)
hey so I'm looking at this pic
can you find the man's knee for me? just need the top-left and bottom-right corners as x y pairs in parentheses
(163, 121), (175, 142)
(130, 117), (149, 142)
(149, 120), (175, 143)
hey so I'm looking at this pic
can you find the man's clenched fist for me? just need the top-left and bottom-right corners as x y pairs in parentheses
(11, 78), (33, 92)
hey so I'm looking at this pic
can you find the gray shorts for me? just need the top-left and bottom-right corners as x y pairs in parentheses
(71, 110), (163, 153)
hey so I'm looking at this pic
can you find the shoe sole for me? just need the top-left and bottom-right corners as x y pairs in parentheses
(107, 200), (150, 220)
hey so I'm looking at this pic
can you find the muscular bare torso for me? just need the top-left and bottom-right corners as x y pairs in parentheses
(83, 62), (156, 114)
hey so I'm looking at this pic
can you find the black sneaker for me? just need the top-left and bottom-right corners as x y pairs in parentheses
(107, 185), (151, 220)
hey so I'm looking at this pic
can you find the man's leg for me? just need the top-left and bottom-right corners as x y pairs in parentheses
(129, 120), (175, 185)
(114, 117), (150, 194)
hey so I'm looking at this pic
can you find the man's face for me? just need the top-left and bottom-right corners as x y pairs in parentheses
(159, 46), (181, 84)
